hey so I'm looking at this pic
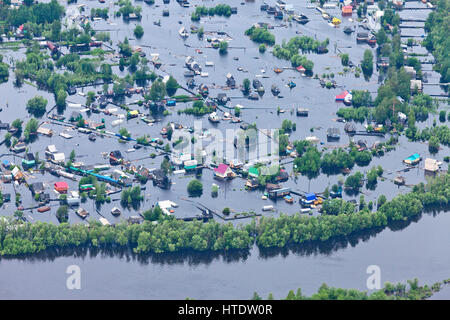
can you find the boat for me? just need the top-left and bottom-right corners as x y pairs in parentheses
(48, 114), (65, 121)
(267, 6), (276, 14)
(111, 207), (121, 216)
(284, 195), (294, 203)
(248, 93), (259, 100)
(271, 84), (280, 96)
(208, 112), (220, 123)
(274, 10), (283, 19)
(344, 93), (352, 106)
(151, 56), (162, 68)
(178, 26), (189, 38)
(287, 81), (296, 89)
(252, 79), (262, 89)
(76, 208), (89, 219)
(343, 26), (354, 34)
(273, 67), (283, 74)
(37, 206), (51, 213)
(256, 85), (265, 93)
(88, 133), (96, 141)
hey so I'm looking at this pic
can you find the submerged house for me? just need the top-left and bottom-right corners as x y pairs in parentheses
(356, 32), (369, 43)
(327, 127), (341, 140)
(268, 187), (291, 199)
(213, 164), (235, 179)
(50, 152), (65, 165)
(30, 182), (45, 195)
(424, 158), (440, 173)
(54, 181), (69, 193)
(226, 73), (236, 88)
(248, 166), (260, 178)
(22, 153), (35, 169)
(152, 169), (170, 189)
(403, 153), (421, 165)
(342, 5), (353, 15)
(410, 79), (423, 93)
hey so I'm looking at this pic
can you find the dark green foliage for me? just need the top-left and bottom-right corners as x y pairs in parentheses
(187, 179), (203, 197)
(244, 26), (275, 46)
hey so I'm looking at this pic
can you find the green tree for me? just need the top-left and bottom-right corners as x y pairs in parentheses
(219, 41), (228, 55)
(341, 53), (349, 66)
(56, 89), (67, 110)
(165, 76), (179, 96)
(56, 205), (68, 223)
(243, 78), (251, 94)
(259, 44), (266, 53)
(187, 179), (203, 197)
(428, 136), (440, 153)
(294, 146), (321, 179)
(134, 25), (144, 39)
(149, 80), (166, 102)
(26, 96), (47, 117)
(345, 172), (364, 191)
(361, 49), (374, 79)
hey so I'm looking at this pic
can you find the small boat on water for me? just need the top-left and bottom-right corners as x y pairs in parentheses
(208, 112), (220, 123)
(37, 206), (51, 213)
(88, 133), (96, 141)
(111, 207), (121, 216)
(271, 84), (280, 96)
(273, 67), (283, 74)
(284, 195), (294, 204)
(76, 208), (89, 219)
(178, 26), (189, 38)
(252, 79), (262, 89)
(48, 114), (65, 121)
(287, 81), (296, 89)
(343, 26), (354, 34)
(248, 93), (259, 100)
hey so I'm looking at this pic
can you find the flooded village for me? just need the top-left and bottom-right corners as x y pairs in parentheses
(0, 0), (449, 299)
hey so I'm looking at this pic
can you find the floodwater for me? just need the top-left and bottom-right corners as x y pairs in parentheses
(0, 0), (448, 299)
(0, 209), (449, 299)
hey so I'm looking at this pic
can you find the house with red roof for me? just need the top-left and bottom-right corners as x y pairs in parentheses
(296, 65), (306, 74)
(335, 90), (349, 101)
(342, 5), (353, 15)
(54, 182), (69, 193)
(213, 164), (235, 179)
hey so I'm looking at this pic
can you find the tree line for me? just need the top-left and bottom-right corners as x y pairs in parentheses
(0, 174), (448, 256)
